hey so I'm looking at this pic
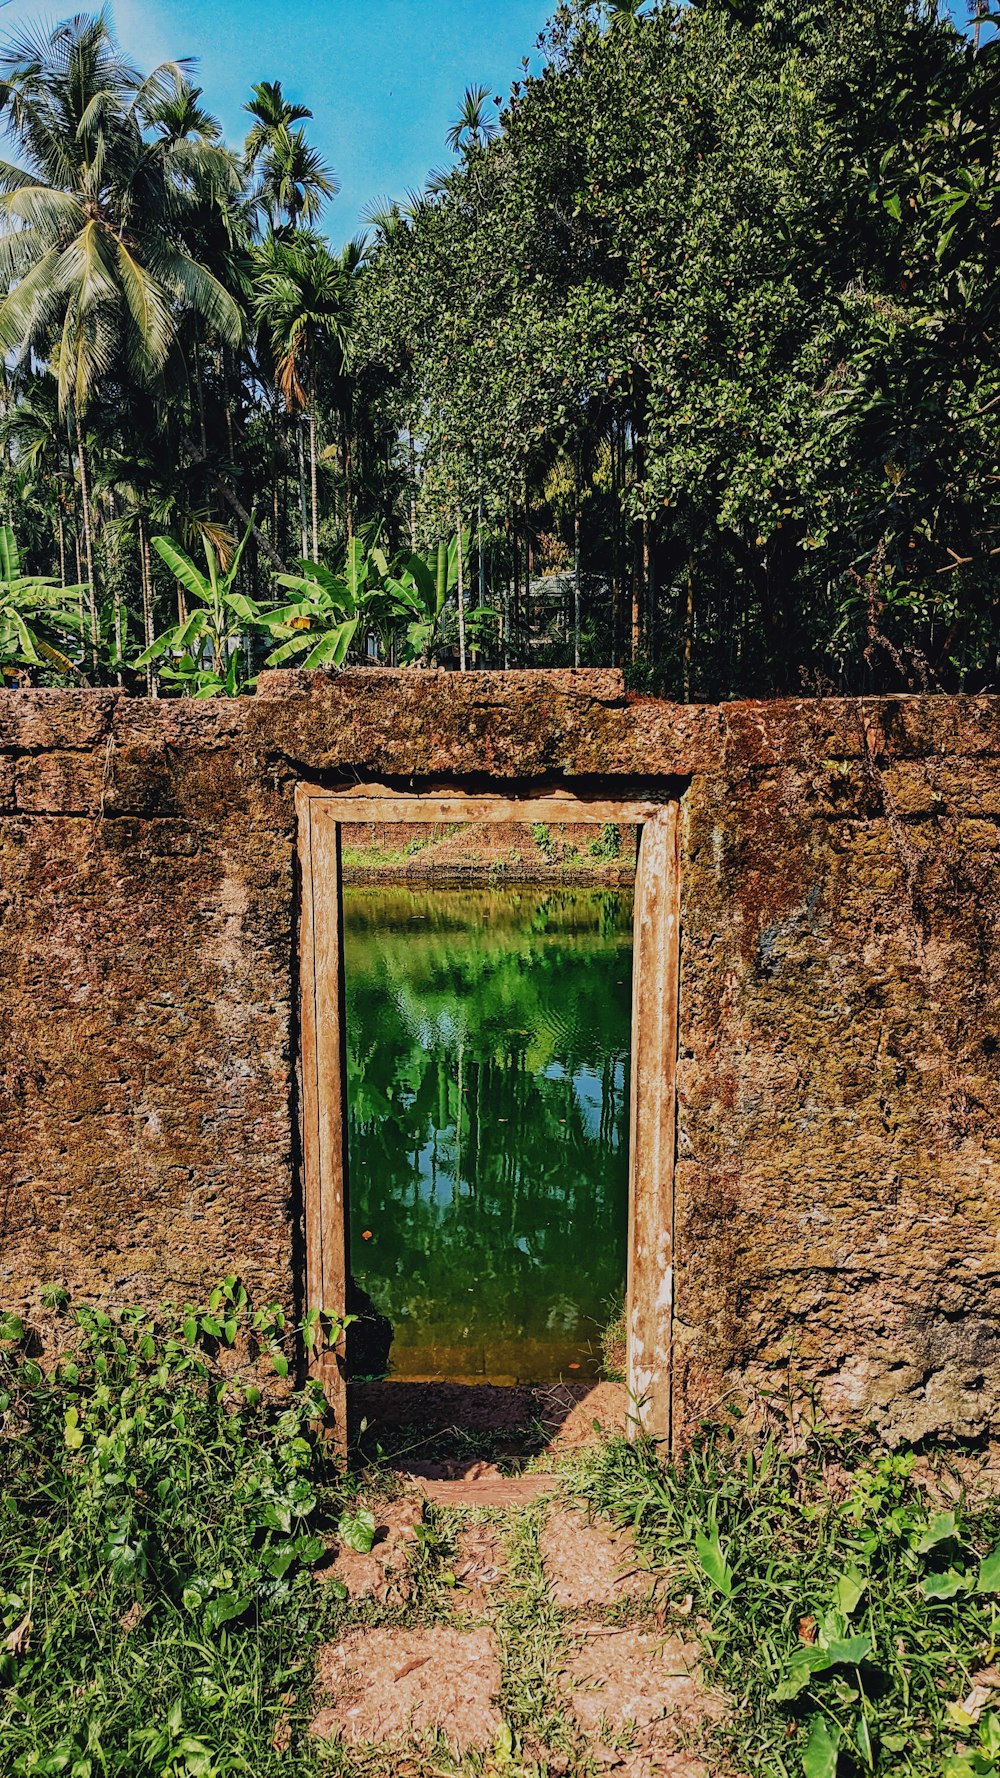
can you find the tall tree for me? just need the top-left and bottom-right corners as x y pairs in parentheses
(253, 231), (351, 560)
(0, 13), (243, 664)
(243, 79), (338, 230)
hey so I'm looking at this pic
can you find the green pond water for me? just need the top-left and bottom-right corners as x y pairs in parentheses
(344, 885), (633, 1384)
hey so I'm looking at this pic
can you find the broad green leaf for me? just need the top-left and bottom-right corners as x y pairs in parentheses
(337, 1507), (377, 1555)
(922, 1568), (969, 1600)
(151, 536), (211, 605)
(976, 1546), (1000, 1594)
(823, 1636), (871, 1668)
(774, 1646), (825, 1702)
(694, 1523), (733, 1596)
(916, 1511), (960, 1553)
(832, 1569), (868, 1615)
(802, 1713), (841, 1778)
(263, 632), (314, 667)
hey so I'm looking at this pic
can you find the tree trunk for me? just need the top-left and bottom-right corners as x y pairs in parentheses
(573, 444), (581, 669)
(309, 393), (319, 564)
(194, 328), (207, 455)
(510, 499), (519, 665)
(342, 407), (355, 546)
(138, 514), (155, 697)
(184, 436), (286, 571)
(296, 419), (308, 560)
(631, 519), (641, 665)
(683, 553), (695, 702)
(272, 391), (281, 548)
(76, 425), (99, 674)
(455, 506), (467, 672)
(223, 347), (235, 463)
(57, 510), (66, 588)
(408, 428), (418, 548)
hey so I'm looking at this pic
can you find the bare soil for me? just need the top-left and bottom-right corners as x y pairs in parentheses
(561, 1622), (724, 1775)
(305, 1468), (727, 1773)
(540, 1505), (659, 1610)
(314, 1493), (423, 1602)
(310, 1625), (503, 1751)
(452, 1521), (508, 1615)
(351, 1377), (629, 1469)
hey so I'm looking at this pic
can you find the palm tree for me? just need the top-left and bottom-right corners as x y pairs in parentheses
(446, 86), (499, 155)
(243, 80), (313, 165)
(243, 79), (338, 231)
(253, 231), (350, 560)
(0, 13), (243, 666)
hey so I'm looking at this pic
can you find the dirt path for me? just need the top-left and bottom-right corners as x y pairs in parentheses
(305, 1469), (727, 1776)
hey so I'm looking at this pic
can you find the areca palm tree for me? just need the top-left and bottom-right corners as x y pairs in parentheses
(243, 79), (338, 231)
(446, 86), (498, 155)
(0, 13), (244, 666)
(253, 231), (352, 559)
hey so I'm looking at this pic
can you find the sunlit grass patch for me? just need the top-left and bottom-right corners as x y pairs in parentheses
(572, 1423), (1000, 1777)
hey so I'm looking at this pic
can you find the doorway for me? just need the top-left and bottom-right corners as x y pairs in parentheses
(296, 785), (680, 1452)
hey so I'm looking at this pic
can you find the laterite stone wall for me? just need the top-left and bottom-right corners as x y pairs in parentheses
(1, 674), (998, 1443)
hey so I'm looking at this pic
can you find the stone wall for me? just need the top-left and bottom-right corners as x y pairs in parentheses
(1, 673), (998, 1442)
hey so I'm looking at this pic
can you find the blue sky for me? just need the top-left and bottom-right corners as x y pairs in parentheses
(2, 0), (553, 240)
(1, 1), (990, 244)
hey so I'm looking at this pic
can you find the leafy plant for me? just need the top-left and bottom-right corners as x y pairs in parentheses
(588, 823), (623, 862)
(573, 1428), (1000, 1777)
(265, 537), (390, 669)
(382, 532), (494, 665)
(336, 1506), (377, 1555)
(0, 524), (88, 679)
(0, 1284), (350, 1775)
(531, 821), (556, 863)
(136, 523), (268, 696)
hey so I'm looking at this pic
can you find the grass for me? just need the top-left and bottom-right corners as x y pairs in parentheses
(493, 1499), (572, 1759)
(571, 1419), (1000, 1778)
(5, 1287), (1000, 1777)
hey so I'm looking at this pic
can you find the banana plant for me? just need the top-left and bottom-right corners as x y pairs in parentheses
(265, 538), (391, 669)
(135, 523), (269, 697)
(383, 534), (469, 665)
(0, 524), (88, 680)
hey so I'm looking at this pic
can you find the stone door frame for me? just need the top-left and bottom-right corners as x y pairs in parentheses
(296, 783), (681, 1451)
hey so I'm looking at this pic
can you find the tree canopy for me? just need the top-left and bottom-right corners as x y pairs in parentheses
(0, 1), (996, 696)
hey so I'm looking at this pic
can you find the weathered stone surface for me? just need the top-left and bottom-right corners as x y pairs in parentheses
(1, 673), (999, 1444)
(675, 746), (1000, 1444)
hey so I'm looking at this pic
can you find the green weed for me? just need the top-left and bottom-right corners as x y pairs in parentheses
(573, 1425), (1000, 1777)
(0, 1285), (353, 1776)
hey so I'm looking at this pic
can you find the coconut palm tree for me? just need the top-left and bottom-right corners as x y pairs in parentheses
(0, 13), (244, 666)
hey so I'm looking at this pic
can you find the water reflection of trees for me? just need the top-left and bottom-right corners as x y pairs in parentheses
(344, 888), (633, 1380)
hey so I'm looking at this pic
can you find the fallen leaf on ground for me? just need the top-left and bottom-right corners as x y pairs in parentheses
(393, 1654), (431, 1683)
(4, 1615), (30, 1655)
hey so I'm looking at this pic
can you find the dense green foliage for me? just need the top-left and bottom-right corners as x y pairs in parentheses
(0, 1285), (357, 1775)
(0, 2), (996, 694)
(577, 1427), (1000, 1777)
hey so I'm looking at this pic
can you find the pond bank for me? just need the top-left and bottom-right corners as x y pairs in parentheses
(340, 817), (637, 885)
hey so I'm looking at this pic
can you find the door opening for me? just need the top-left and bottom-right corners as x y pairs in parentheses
(297, 787), (680, 1455)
